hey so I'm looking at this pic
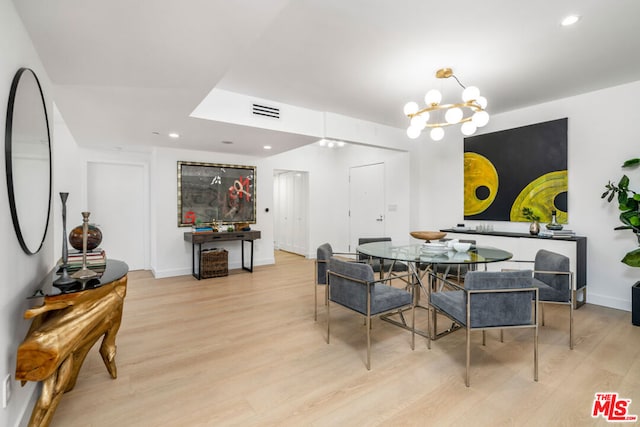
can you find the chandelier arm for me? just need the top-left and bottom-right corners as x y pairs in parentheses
(451, 74), (466, 89)
(407, 101), (483, 128)
(408, 101), (483, 117)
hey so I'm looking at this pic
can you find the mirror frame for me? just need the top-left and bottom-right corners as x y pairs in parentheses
(5, 67), (52, 255)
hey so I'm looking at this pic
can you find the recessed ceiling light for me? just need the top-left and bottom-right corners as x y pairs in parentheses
(561, 15), (580, 26)
(337, 141), (345, 147)
(264, 145), (272, 150)
(318, 139), (327, 146)
(168, 132), (180, 138)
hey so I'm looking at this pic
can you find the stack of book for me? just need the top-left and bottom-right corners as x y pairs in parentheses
(62, 248), (107, 270)
(539, 229), (576, 238)
(192, 225), (214, 234)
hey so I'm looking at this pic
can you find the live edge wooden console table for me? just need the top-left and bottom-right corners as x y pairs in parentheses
(184, 230), (261, 280)
(16, 260), (128, 427)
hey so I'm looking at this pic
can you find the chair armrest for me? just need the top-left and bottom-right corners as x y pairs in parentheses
(430, 272), (465, 292)
(533, 269), (574, 290)
(375, 271), (415, 285)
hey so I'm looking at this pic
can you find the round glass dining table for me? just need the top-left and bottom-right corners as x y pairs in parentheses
(356, 241), (513, 340)
(356, 241), (513, 267)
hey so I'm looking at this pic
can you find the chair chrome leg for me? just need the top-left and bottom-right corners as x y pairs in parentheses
(366, 285), (371, 370)
(500, 329), (504, 343)
(482, 330), (486, 346)
(534, 325), (539, 381)
(569, 295), (574, 350)
(411, 296), (416, 351)
(366, 315), (371, 370)
(326, 297), (330, 344)
(534, 296), (539, 382)
(465, 325), (471, 387)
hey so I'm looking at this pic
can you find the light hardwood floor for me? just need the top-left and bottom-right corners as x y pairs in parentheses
(48, 251), (640, 426)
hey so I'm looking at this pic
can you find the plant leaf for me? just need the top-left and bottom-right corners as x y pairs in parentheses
(614, 225), (634, 230)
(622, 158), (640, 168)
(619, 175), (630, 189)
(618, 191), (629, 206)
(608, 191), (615, 202)
(622, 248), (640, 267)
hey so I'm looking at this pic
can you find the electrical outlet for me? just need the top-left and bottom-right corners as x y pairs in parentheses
(2, 374), (10, 408)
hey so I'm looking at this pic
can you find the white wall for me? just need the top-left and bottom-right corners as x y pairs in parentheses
(413, 80), (640, 311)
(149, 142), (410, 276)
(150, 147), (269, 277)
(0, 1), (53, 425)
(264, 143), (411, 257)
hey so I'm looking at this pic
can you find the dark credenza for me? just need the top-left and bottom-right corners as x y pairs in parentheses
(184, 230), (261, 279)
(441, 229), (587, 307)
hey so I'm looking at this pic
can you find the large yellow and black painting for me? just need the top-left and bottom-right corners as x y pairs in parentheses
(463, 118), (567, 223)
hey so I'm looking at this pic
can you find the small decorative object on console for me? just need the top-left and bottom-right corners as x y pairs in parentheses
(71, 212), (98, 280)
(546, 210), (563, 230)
(54, 192), (75, 286)
(69, 223), (102, 251)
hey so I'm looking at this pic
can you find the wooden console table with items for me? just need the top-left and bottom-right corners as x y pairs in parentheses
(441, 228), (587, 307)
(184, 230), (261, 279)
(16, 260), (129, 427)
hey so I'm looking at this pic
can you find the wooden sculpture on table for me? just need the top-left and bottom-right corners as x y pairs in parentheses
(16, 269), (127, 427)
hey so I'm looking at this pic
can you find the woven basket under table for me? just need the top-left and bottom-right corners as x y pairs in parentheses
(200, 249), (228, 278)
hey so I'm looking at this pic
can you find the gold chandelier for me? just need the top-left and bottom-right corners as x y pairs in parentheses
(404, 68), (489, 141)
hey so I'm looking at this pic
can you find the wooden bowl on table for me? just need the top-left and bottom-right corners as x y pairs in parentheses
(410, 231), (447, 242)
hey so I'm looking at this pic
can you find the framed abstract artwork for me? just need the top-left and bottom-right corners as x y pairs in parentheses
(463, 118), (568, 223)
(177, 161), (256, 227)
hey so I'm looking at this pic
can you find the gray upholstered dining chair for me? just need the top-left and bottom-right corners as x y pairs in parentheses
(357, 237), (408, 280)
(430, 270), (538, 387)
(326, 257), (416, 370)
(510, 249), (574, 349)
(315, 243), (358, 321)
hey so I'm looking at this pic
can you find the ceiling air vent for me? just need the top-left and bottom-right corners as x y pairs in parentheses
(252, 103), (280, 119)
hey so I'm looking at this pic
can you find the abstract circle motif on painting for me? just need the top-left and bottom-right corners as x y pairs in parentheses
(464, 152), (499, 216)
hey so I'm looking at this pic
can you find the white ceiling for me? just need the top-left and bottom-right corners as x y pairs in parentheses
(13, 0), (640, 157)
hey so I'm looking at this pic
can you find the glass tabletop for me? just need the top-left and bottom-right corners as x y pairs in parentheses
(356, 241), (512, 265)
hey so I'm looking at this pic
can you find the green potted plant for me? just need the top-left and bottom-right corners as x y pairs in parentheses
(602, 157), (640, 326)
(601, 157), (640, 266)
(522, 207), (541, 235)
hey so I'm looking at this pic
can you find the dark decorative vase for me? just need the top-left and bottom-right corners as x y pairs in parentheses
(69, 223), (102, 251)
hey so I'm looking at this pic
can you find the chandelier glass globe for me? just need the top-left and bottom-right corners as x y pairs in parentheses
(430, 127), (445, 141)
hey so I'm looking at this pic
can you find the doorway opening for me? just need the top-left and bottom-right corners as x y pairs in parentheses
(273, 170), (309, 258)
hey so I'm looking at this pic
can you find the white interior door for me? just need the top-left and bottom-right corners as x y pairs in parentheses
(349, 163), (385, 252)
(87, 162), (148, 270)
(273, 170), (308, 256)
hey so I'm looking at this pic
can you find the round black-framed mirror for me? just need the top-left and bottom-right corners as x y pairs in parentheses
(5, 67), (52, 255)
